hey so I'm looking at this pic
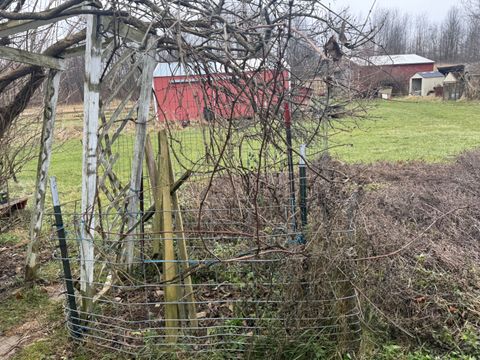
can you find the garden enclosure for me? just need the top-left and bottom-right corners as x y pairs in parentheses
(0, 1), (374, 357)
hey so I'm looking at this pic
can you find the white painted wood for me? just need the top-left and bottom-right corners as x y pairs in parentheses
(25, 69), (61, 281)
(0, 16), (73, 38)
(61, 39), (113, 59)
(0, 46), (66, 70)
(122, 39), (157, 268)
(0, 3), (90, 37)
(80, 11), (102, 310)
(49, 176), (60, 207)
(100, 16), (148, 45)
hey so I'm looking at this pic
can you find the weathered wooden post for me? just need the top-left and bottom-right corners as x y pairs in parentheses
(122, 39), (157, 269)
(80, 10), (102, 313)
(145, 135), (163, 257)
(158, 130), (179, 343)
(168, 144), (198, 328)
(25, 69), (61, 281)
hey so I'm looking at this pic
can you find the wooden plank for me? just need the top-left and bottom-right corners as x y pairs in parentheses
(145, 135), (158, 197)
(0, 13), (77, 38)
(159, 130), (179, 343)
(145, 134), (162, 257)
(116, 22), (149, 44)
(122, 38), (156, 268)
(100, 16), (148, 45)
(80, 11), (102, 313)
(0, 46), (66, 70)
(0, 197), (28, 216)
(167, 140), (198, 328)
(61, 37), (113, 59)
(25, 69), (61, 282)
(0, 197), (28, 212)
(0, 12), (149, 48)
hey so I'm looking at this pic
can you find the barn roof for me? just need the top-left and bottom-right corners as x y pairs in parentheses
(351, 54), (434, 67)
(444, 72), (461, 83)
(437, 64), (465, 75)
(153, 59), (265, 77)
(413, 71), (444, 79)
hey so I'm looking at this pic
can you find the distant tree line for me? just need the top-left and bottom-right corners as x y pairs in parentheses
(367, 2), (480, 63)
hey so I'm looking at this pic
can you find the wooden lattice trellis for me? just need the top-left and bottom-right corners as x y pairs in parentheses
(0, 6), (164, 298)
(0, 2), (366, 355)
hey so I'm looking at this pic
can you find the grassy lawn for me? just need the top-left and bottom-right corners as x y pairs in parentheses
(332, 98), (480, 163)
(0, 287), (52, 333)
(9, 98), (480, 203)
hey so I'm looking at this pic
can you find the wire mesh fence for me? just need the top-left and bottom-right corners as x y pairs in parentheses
(40, 44), (366, 356)
(46, 201), (361, 356)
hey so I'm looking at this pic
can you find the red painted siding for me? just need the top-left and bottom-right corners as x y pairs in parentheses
(153, 69), (289, 122)
(356, 63), (434, 94)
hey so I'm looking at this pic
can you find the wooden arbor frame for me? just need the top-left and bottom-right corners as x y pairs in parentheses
(1, 5), (202, 340)
(0, 5), (192, 326)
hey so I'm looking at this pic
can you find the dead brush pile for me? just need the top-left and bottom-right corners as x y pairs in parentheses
(180, 167), (365, 355)
(177, 149), (480, 355)
(351, 150), (480, 353)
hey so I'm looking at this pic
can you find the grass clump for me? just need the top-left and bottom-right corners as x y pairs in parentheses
(0, 232), (20, 246)
(0, 286), (51, 332)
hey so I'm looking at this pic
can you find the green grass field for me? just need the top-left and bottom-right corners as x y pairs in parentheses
(332, 98), (480, 163)
(11, 98), (480, 202)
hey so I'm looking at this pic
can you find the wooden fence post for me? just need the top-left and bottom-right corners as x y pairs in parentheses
(158, 130), (179, 343)
(25, 69), (61, 281)
(145, 135), (163, 257)
(168, 143), (198, 328)
(122, 39), (157, 269)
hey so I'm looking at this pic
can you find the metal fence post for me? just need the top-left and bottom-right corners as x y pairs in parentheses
(50, 176), (82, 338)
(284, 102), (297, 234)
(299, 144), (308, 228)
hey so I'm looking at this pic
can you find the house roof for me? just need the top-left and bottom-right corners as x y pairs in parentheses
(351, 54), (434, 67)
(413, 71), (444, 79)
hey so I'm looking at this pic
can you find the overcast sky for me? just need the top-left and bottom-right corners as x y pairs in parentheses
(333, 0), (457, 20)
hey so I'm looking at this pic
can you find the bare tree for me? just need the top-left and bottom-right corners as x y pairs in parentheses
(439, 7), (464, 61)
(463, 0), (480, 20)
(373, 8), (410, 55)
(410, 13), (430, 56)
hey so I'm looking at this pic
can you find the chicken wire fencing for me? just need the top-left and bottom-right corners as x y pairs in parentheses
(45, 201), (362, 357)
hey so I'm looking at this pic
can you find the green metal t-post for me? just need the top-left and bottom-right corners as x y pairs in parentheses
(50, 176), (82, 338)
(299, 144), (308, 228)
(284, 102), (297, 235)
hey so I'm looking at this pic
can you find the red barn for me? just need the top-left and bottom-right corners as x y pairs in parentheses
(351, 54), (435, 95)
(153, 61), (290, 123)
